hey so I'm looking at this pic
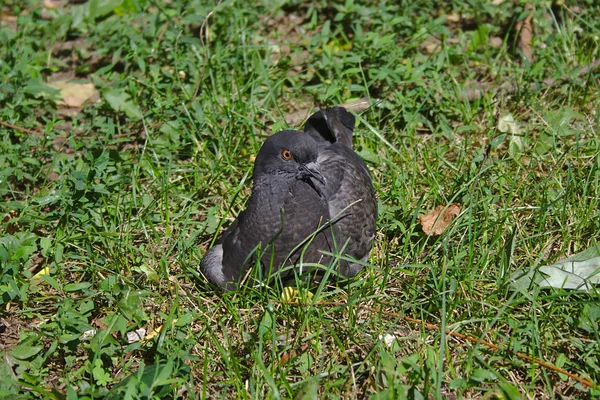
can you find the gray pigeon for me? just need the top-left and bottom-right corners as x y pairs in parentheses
(200, 107), (377, 291)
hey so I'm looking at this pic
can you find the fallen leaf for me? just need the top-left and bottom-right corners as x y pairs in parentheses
(489, 36), (503, 49)
(278, 350), (295, 365)
(419, 203), (461, 236)
(31, 266), (51, 281)
(142, 318), (178, 343)
(512, 245), (600, 291)
(0, 11), (18, 30)
(283, 97), (372, 126)
(126, 328), (147, 343)
(281, 286), (313, 302)
(446, 11), (461, 23)
(497, 113), (525, 159)
(378, 333), (397, 347)
(497, 113), (519, 134)
(80, 329), (97, 340)
(420, 36), (442, 55)
(44, 0), (62, 9)
(103, 88), (143, 120)
(47, 80), (99, 108)
(0, 11), (18, 23)
(516, 3), (534, 63)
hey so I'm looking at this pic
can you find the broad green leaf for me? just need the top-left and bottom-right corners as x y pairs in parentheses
(64, 282), (92, 292)
(114, 0), (148, 15)
(470, 368), (497, 383)
(93, 358), (112, 386)
(498, 381), (522, 400)
(512, 245), (600, 291)
(103, 88), (143, 120)
(9, 344), (43, 360)
(258, 309), (274, 338)
(294, 381), (318, 400)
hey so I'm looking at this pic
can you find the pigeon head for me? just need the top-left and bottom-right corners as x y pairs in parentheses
(253, 130), (325, 192)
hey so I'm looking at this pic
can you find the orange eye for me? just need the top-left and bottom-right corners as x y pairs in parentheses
(281, 149), (293, 160)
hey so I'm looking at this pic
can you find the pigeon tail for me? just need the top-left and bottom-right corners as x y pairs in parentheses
(305, 107), (355, 148)
(200, 244), (232, 290)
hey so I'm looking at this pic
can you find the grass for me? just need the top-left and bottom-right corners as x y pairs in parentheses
(1, 0), (599, 398)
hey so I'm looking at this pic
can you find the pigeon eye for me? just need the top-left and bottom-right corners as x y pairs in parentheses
(281, 149), (293, 160)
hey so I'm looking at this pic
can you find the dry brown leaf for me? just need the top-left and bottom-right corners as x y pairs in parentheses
(43, 0), (63, 9)
(0, 10), (18, 30)
(517, 3), (534, 63)
(418, 203), (461, 236)
(284, 97), (372, 126)
(47, 80), (99, 108)
(278, 350), (295, 365)
(420, 36), (442, 55)
(489, 36), (503, 49)
(0, 11), (17, 22)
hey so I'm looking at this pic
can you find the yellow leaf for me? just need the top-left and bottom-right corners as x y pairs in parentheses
(142, 318), (178, 343)
(32, 266), (51, 281)
(281, 286), (313, 302)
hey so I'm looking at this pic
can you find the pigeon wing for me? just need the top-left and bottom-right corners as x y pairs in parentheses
(317, 144), (377, 276)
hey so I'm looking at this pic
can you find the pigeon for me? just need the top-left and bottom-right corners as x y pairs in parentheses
(200, 107), (377, 291)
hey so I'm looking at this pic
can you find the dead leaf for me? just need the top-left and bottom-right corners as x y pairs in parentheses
(418, 203), (461, 236)
(516, 3), (534, 63)
(420, 36), (442, 55)
(278, 342), (309, 366)
(283, 97), (372, 126)
(278, 350), (295, 365)
(497, 113), (520, 134)
(43, 0), (63, 9)
(489, 36), (503, 49)
(0, 10), (17, 30)
(126, 328), (147, 343)
(47, 80), (99, 109)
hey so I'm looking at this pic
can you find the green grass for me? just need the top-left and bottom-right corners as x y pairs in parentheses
(1, 0), (600, 398)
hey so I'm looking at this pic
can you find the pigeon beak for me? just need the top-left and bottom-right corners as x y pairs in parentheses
(303, 161), (325, 186)
(301, 161), (325, 196)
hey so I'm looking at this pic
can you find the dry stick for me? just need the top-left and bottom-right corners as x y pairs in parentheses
(0, 120), (41, 136)
(277, 299), (595, 388)
(457, 59), (600, 102)
(387, 311), (595, 389)
(155, 21), (169, 47)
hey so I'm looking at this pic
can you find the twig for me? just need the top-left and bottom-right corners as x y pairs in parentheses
(0, 120), (42, 136)
(391, 311), (595, 389)
(156, 21), (169, 47)
(275, 299), (595, 388)
(455, 59), (600, 102)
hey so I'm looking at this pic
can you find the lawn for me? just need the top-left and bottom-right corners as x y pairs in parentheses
(1, 0), (599, 398)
